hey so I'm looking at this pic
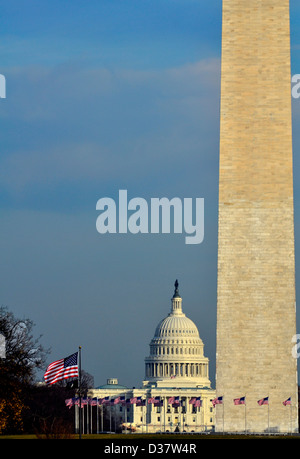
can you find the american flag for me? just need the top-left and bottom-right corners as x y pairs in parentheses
(136, 398), (146, 406)
(65, 397), (76, 409)
(44, 352), (79, 385)
(65, 397), (85, 408)
(257, 397), (269, 406)
(212, 396), (223, 407)
(283, 397), (291, 406)
(120, 396), (126, 406)
(89, 398), (98, 406)
(154, 397), (163, 406)
(173, 396), (180, 406)
(194, 397), (202, 407)
(102, 397), (110, 405)
(234, 396), (246, 405)
(120, 396), (125, 401)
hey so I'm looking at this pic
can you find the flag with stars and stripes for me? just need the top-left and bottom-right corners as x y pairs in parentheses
(44, 352), (79, 385)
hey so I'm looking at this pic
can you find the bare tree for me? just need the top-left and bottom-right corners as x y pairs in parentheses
(0, 306), (49, 433)
(0, 306), (49, 384)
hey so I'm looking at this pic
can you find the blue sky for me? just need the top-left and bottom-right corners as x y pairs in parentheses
(1, 0), (300, 388)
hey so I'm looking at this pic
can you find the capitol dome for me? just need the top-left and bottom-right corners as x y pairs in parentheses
(144, 280), (211, 388)
(154, 310), (200, 339)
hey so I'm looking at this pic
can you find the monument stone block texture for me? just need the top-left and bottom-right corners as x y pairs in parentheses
(216, 0), (298, 433)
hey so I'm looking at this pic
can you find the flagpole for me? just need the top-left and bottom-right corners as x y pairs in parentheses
(164, 396), (166, 433)
(97, 398), (99, 434)
(109, 401), (111, 432)
(244, 396), (247, 433)
(82, 402), (84, 434)
(290, 398), (292, 435)
(90, 399), (92, 434)
(78, 346), (82, 439)
(267, 395), (270, 434)
(160, 398), (163, 433)
(124, 397), (127, 434)
(146, 394), (148, 434)
(87, 398), (89, 434)
(75, 400), (78, 433)
(223, 398), (224, 434)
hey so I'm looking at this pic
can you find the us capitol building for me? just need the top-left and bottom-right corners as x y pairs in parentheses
(90, 281), (216, 432)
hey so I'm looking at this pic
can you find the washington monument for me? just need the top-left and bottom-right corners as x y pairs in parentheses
(216, 0), (298, 432)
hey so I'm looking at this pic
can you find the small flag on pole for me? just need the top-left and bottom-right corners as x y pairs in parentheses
(234, 396), (246, 405)
(194, 397), (202, 407)
(257, 397), (269, 406)
(171, 396), (180, 407)
(44, 352), (79, 385)
(65, 398), (75, 409)
(283, 397), (291, 406)
(136, 397), (145, 406)
(212, 396), (223, 407)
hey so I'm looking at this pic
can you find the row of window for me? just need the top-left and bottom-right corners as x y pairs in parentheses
(150, 345), (203, 355)
(115, 405), (208, 414)
(154, 416), (214, 424)
(152, 338), (201, 345)
(157, 329), (197, 336)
